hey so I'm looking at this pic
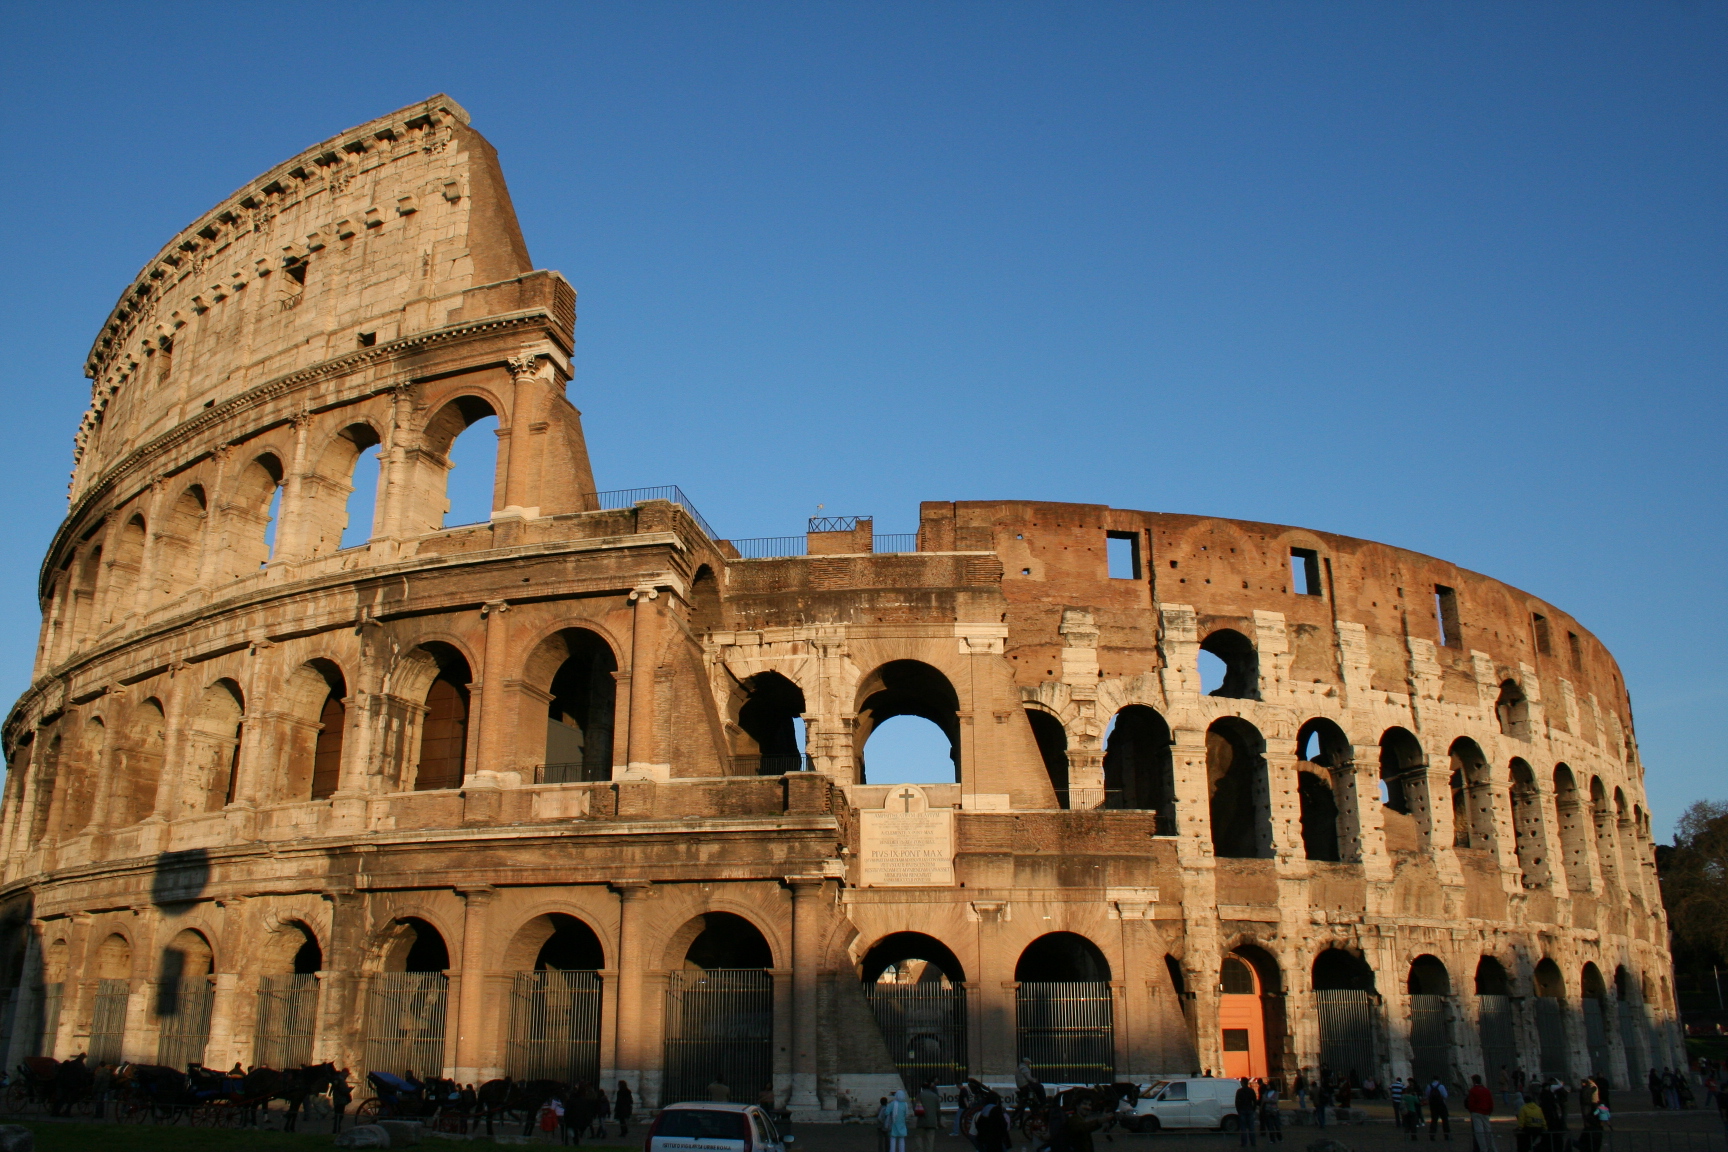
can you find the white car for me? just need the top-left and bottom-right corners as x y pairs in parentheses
(646, 1102), (795, 1152)
(1126, 1077), (1246, 1132)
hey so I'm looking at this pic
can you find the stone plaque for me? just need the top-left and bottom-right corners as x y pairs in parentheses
(859, 785), (955, 887)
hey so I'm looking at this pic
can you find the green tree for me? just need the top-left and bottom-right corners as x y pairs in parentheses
(1657, 800), (1728, 970)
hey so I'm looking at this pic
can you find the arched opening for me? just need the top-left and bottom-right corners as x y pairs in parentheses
(1581, 963), (1610, 1081)
(104, 515), (146, 626)
(1475, 956), (1516, 1077)
(114, 698), (166, 828)
(736, 671), (808, 775)
(1495, 680), (1530, 740)
(1207, 717), (1271, 859)
(1378, 727), (1425, 851)
(58, 716), (105, 837)
(505, 914), (605, 1084)
(1613, 965), (1648, 1087)
(1312, 948), (1377, 1088)
(1553, 765), (1593, 892)
(224, 453), (285, 578)
(67, 544), (103, 647)
(856, 661), (960, 785)
(1509, 759), (1546, 885)
(1448, 737), (1494, 850)
(690, 565), (720, 632)
(157, 485), (207, 599)
(1219, 947), (1284, 1082)
(1025, 709), (1070, 806)
(364, 918), (450, 1082)
(1589, 777), (1621, 893)
(1532, 959), (1569, 1080)
(861, 933), (968, 1089)
(186, 680), (244, 814)
(664, 913), (773, 1104)
(257, 921), (322, 1069)
(538, 629), (618, 784)
(1102, 705), (1177, 831)
(1614, 790), (1639, 897)
(425, 397), (500, 531)
(414, 646), (472, 791)
(1407, 956), (1453, 1088)
(282, 660), (347, 803)
(323, 424), (384, 552)
(28, 733), (61, 845)
(90, 933), (132, 1065)
(156, 928), (214, 1070)
(1199, 629), (1259, 699)
(1015, 933), (1114, 1082)
(1297, 718), (1351, 862)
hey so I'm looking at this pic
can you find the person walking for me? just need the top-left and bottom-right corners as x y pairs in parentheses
(1403, 1087), (1425, 1142)
(1259, 1080), (1283, 1145)
(917, 1081), (942, 1152)
(952, 1080), (971, 1138)
(1514, 1094), (1546, 1152)
(1294, 1072), (1309, 1113)
(1537, 1082), (1565, 1152)
(885, 1089), (912, 1152)
(1235, 1078), (1259, 1148)
(615, 1081), (634, 1137)
(1314, 1080), (1333, 1129)
(1391, 1077), (1405, 1115)
(1426, 1078), (1451, 1142)
(1498, 1067), (1514, 1111)
(1465, 1075), (1494, 1152)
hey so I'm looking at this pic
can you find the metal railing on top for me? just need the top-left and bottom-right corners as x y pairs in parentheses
(585, 486), (719, 541)
(808, 515), (867, 532)
(728, 536), (807, 560)
(873, 533), (918, 553)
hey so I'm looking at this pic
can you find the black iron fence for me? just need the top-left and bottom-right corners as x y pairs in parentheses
(662, 969), (772, 1105)
(1016, 981), (1114, 1084)
(256, 972), (319, 1069)
(363, 971), (447, 1083)
(865, 982), (969, 1090)
(585, 487), (719, 541)
(506, 970), (602, 1084)
(156, 978), (214, 1070)
(88, 979), (128, 1065)
(1315, 989), (1376, 1083)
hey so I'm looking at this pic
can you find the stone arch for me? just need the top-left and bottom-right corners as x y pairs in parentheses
(1378, 725), (1425, 841)
(1553, 764), (1592, 892)
(155, 927), (215, 1018)
(67, 542), (104, 648)
(1508, 758), (1546, 884)
(304, 421), (385, 556)
(397, 642), (473, 792)
(1408, 954), (1451, 995)
(95, 931), (133, 980)
(28, 731), (63, 844)
(1024, 708), (1070, 806)
(689, 564), (720, 632)
(1207, 717), (1271, 859)
(860, 931), (966, 985)
(1221, 943), (1285, 1080)
(260, 919), (324, 975)
(271, 658), (347, 803)
(1533, 957), (1565, 998)
(673, 912), (775, 971)
(221, 452), (285, 578)
(524, 627), (619, 784)
(156, 484), (208, 599)
(1296, 718), (1351, 862)
(408, 394), (501, 535)
(377, 916), (450, 973)
(734, 671), (807, 775)
(855, 660), (961, 785)
(1199, 628), (1259, 700)
(57, 714), (106, 836)
(188, 679), (245, 814)
(1015, 932), (1111, 982)
(1589, 775), (1621, 892)
(1407, 954), (1455, 1087)
(1102, 704), (1175, 829)
(1476, 956), (1511, 995)
(502, 912), (607, 972)
(1312, 946), (1376, 992)
(104, 514), (147, 625)
(112, 697), (166, 828)
(1448, 737), (1495, 850)
(1495, 680), (1530, 740)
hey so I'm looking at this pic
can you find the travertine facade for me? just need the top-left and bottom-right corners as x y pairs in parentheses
(0, 97), (1682, 1113)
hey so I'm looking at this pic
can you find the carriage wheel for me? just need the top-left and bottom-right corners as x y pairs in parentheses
(72, 1095), (99, 1118)
(0, 1085), (27, 1114)
(120, 1100), (151, 1124)
(354, 1098), (382, 1124)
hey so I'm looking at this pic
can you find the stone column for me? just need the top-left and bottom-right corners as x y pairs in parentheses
(501, 354), (545, 518)
(625, 587), (664, 778)
(971, 901), (1015, 1076)
(377, 384), (416, 544)
(786, 876), (825, 1113)
(3, 931), (43, 1069)
(472, 601), (513, 782)
(612, 881), (653, 1099)
(276, 412), (313, 559)
(452, 886), (496, 1084)
(56, 912), (95, 1058)
(122, 906), (161, 1064)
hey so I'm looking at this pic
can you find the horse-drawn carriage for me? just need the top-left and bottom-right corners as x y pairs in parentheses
(2, 1055), (96, 1117)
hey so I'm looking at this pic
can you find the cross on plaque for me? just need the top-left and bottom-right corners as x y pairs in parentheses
(893, 786), (920, 812)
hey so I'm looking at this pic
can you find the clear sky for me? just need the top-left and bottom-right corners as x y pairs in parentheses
(0, 3), (1721, 836)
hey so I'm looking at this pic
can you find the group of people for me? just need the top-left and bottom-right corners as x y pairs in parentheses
(874, 1082), (946, 1152)
(1229, 1078), (1285, 1146)
(533, 1080), (636, 1142)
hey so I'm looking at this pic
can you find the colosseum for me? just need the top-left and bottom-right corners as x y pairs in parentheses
(0, 95), (1683, 1115)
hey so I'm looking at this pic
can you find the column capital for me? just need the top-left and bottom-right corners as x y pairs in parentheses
(481, 600), (511, 617)
(611, 879), (654, 899)
(784, 874), (828, 894)
(457, 884), (497, 904)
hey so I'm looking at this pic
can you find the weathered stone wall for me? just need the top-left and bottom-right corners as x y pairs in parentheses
(0, 98), (1681, 1117)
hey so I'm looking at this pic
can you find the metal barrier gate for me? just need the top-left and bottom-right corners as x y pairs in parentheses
(662, 969), (772, 1104)
(256, 973), (319, 1069)
(1583, 996), (1610, 1081)
(1015, 981), (1114, 1084)
(1314, 990), (1376, 1084)
(34, 983), (63, 1057)
(1408, 994), (1450, 1087)
(89, 978), (129, 1065)
(1617, 1000), (1647, 1088)
(363, 972), (448, 1082)
(1533, 996), (1569, 1079)
(506, 970), (603, 1084)
(864, 982), (968, 1090)
(1478, 994), (1518, 1083)
(156, 978), (214, 1070)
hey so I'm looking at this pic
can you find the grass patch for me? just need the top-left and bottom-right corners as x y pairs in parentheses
(15, 1122), (333, 1152)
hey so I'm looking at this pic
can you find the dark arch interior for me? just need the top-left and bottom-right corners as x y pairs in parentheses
(545, 629), (617, 783)
(1208, 717), (1269, 859)
(1496, 680), (1529, 737)
(1200, 629), (1259, 700)
(860, 931), (966, 985)
(1103, 705), (1176, 831)
(1015, 932), (1110, 982)
(1379, 727), (1425, 815)
(1613, 965), (1633, 1001)
(1475, 956), (1511, 996)
(399, 917), (449, 973)
(858, 661), (961, 783)
(535, 913), (605, 970)
(416, 645), (473, 792)
(738, 671), (807, 775)
(292, 924), (324, 974)
(684, 912), (772, 970)
(1581, 963), (1607, 999)
(1533, 959), (1565, 998)
(1297, 771), (1341, 862)
(690, 565), (720, 632)
(1449, 737), (1489, 849)
(1164, 955), (1187, 997)
(1312, 948), (1376, 992)
(1230, 944), (1284, 994)
(1407, 955), (1451, 996)
(1025, 710), (1070, 806)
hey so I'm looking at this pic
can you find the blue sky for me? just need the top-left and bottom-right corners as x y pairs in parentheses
(0, 3), (1721, 835)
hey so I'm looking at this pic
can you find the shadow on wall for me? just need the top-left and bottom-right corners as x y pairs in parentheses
(151, 848), (210, 907)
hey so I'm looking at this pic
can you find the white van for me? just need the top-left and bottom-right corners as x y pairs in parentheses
(646, 1102), (795, 1152)
(1126, 1077), (1245, 1132)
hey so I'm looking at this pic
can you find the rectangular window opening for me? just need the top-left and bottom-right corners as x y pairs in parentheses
(1106, 531), (1141, 580)
(1435, 585), (1461, 648)
(1290, 548), (1322, 596)
(1532, 613), (1552, 656)
(1567, 631), (1583, 670)
(1222, 1029), (1251, 1052)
